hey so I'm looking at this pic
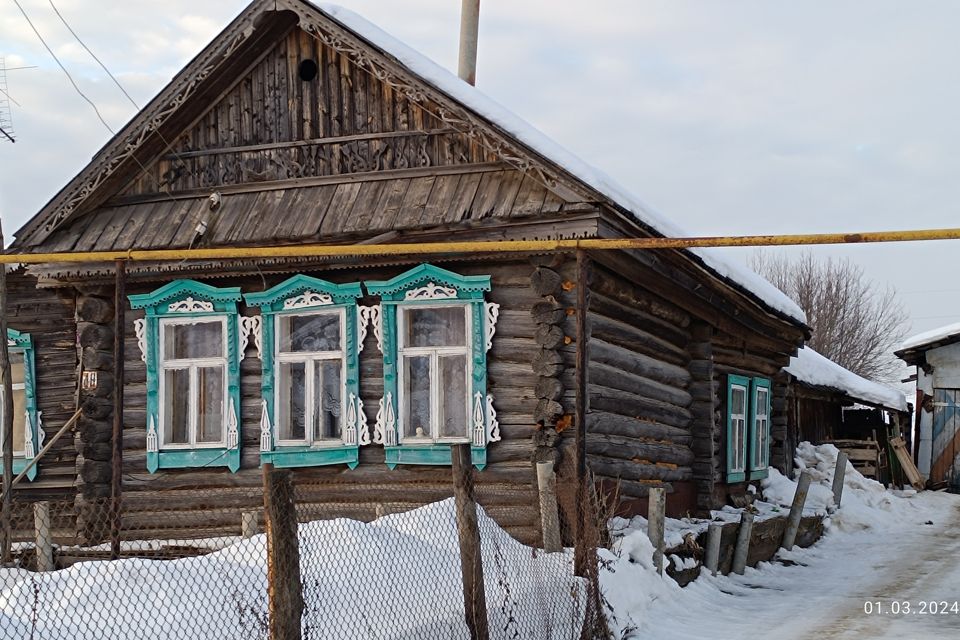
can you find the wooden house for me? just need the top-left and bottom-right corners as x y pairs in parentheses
(2, 0), (810, 546)
(896, 323), (960, 489)
(781, 347), (908, 479)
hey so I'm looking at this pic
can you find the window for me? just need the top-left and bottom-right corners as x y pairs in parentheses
(244, 275), (366, 469)
(0, 329), (40, 481)
(365, 264), (500, 469)
(726, 374), (772, 482)
(129, 280), (243, 473)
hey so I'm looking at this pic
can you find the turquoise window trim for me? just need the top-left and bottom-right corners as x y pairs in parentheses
(0, 329), (40, 481)
(748, 377), (772, 481)
(244, 275), (366, 470)
(365, 264), (499, 470)
(129, 280), (243, 473)
(725, 374), (750, 483)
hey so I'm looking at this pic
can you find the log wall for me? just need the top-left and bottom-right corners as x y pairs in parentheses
(585, 264), (697, 516)
(118, 260), (544, 544)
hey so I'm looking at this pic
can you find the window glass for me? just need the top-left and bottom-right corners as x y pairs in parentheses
(731, 385), (746, 471)
(403, 356), (431, 438)
(278, 362), (307, 441)
(163, 321), (223, 360)
(317, 360), (342, 440)
(439, 354), (468, 438)
(197, 367), (224, 443)
(163, 368), (191, 445)
(279, 313), (341, 353)
(7, 356), (26, 454)
(405, 307), (466, 348)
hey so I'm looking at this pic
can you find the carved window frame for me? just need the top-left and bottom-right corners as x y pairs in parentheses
(129, 280), (243, 473)
(365, 264), (500, 470)
(244, 275), (367, 469)
(0, 329), (41, 481)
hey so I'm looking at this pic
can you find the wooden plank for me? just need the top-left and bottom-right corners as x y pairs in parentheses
(511, 174), (548, 217)
(442, 171), (484, 224)
(342, 181), (387, 234)
(392, 176), (436, 229)
(418, 173), (462, 227)
(890, 437), (924, 490)
(488, 171), (524, 218)
(317, 181), (363, 236)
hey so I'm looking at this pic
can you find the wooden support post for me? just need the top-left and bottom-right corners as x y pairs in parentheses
(573, 250), (591, 578)
(647, 487), (666, 575)
(782, 471), (812, 551)
(110, 259), (125, 560)
(33, 501), (54, 572)
(241, 511), (259, 538)
(262, 463), (303, 640)
(705, 523), (722, 576)
(452, 443), (489, 640)
(0, 220), (13, 564)
(731, 511), (754, 575)
(832, 452), (848, 508)
(536, 461), (562, 552)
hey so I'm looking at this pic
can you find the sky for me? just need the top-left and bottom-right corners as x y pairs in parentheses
(1, 0), (958, 374)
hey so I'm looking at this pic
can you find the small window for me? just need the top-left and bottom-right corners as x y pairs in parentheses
(129, 280), (243, 473)
(0, 330), (41, 481)
(365, 264), (501, 470)
(244, 275), (367, 470)
(726, 374), (772, 483)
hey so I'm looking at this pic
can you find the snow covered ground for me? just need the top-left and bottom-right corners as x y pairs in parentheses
(601, 443), (960, 639)
(0, 500), (585, 640)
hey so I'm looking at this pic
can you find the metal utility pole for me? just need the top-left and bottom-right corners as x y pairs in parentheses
(458, 0), (480, 85)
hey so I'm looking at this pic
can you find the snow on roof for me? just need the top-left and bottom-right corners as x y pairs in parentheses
(316, 3), (806, 326)
(785, 347), (907, 411)
(899, 321), (960, 353)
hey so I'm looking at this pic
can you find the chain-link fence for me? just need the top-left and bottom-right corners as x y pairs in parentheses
(0, 447), (605, 639)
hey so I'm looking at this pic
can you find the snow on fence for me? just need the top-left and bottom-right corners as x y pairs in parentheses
(0, 457), (602, 639)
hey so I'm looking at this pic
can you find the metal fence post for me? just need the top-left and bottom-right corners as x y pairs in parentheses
(262, 463), (303, 640)
(451, 443), (489, 640)
(832, 452), (848, 508)
(647, 487), (666, 575)
(782, 471), (812, 551)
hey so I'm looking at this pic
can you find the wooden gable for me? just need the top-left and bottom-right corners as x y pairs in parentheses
(17, 1), (595, 254)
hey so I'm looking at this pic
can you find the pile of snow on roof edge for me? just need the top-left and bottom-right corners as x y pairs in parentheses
(785, 347), (906, 411)
(316, 2), (806, 325)
(899, 321), (960, 352)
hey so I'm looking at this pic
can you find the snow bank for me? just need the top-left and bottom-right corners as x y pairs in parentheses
(314, 3), (806, 325)
(900, 320), (960, 352)
(785, 347), (907, 411)
(0, 499), (584, 639)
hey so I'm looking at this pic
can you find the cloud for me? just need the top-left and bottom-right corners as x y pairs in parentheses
(1, 0), (958, 337)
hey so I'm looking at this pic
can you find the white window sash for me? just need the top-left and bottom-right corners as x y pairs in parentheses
(397, 304), (473, 444)
(730, 384), (747, 473)
(158, 316), (229, 450)
(753, 387), (770, 469)
(274, 308), (347, 448)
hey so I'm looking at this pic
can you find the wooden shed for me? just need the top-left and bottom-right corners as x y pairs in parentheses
(2, 0), (809, 547)
(896, 323), (960, 489)
(781, 347), (909, 480)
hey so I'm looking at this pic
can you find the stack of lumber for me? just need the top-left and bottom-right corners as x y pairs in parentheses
(825, 439), (882, 480)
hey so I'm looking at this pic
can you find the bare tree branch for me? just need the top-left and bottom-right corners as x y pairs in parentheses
(751, 251), (908, 383)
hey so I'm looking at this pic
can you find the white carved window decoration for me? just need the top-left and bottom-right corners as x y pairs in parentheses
(484, 302), (500, 353)
(374, 392), (397, 446)
(404, 282), (458, 300)
(238, 316), (262, 361)
(357, 305), (381, 353)
(282, 290), (334, 310)
(167, 297), (215, 313)
(134, 319), (147, 363)
(486, 394), (500, 443)
(259, 399), (272, 453)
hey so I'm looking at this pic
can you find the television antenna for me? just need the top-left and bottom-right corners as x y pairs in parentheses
(0, 58), (16, 143)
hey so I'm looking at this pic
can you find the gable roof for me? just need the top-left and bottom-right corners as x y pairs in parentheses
(12, 0), (805, 326)
(785, 347), (907, 412)
(895, 321), (960, 364)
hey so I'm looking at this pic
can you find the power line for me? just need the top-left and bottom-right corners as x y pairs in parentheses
(11, 0), (116, 134)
